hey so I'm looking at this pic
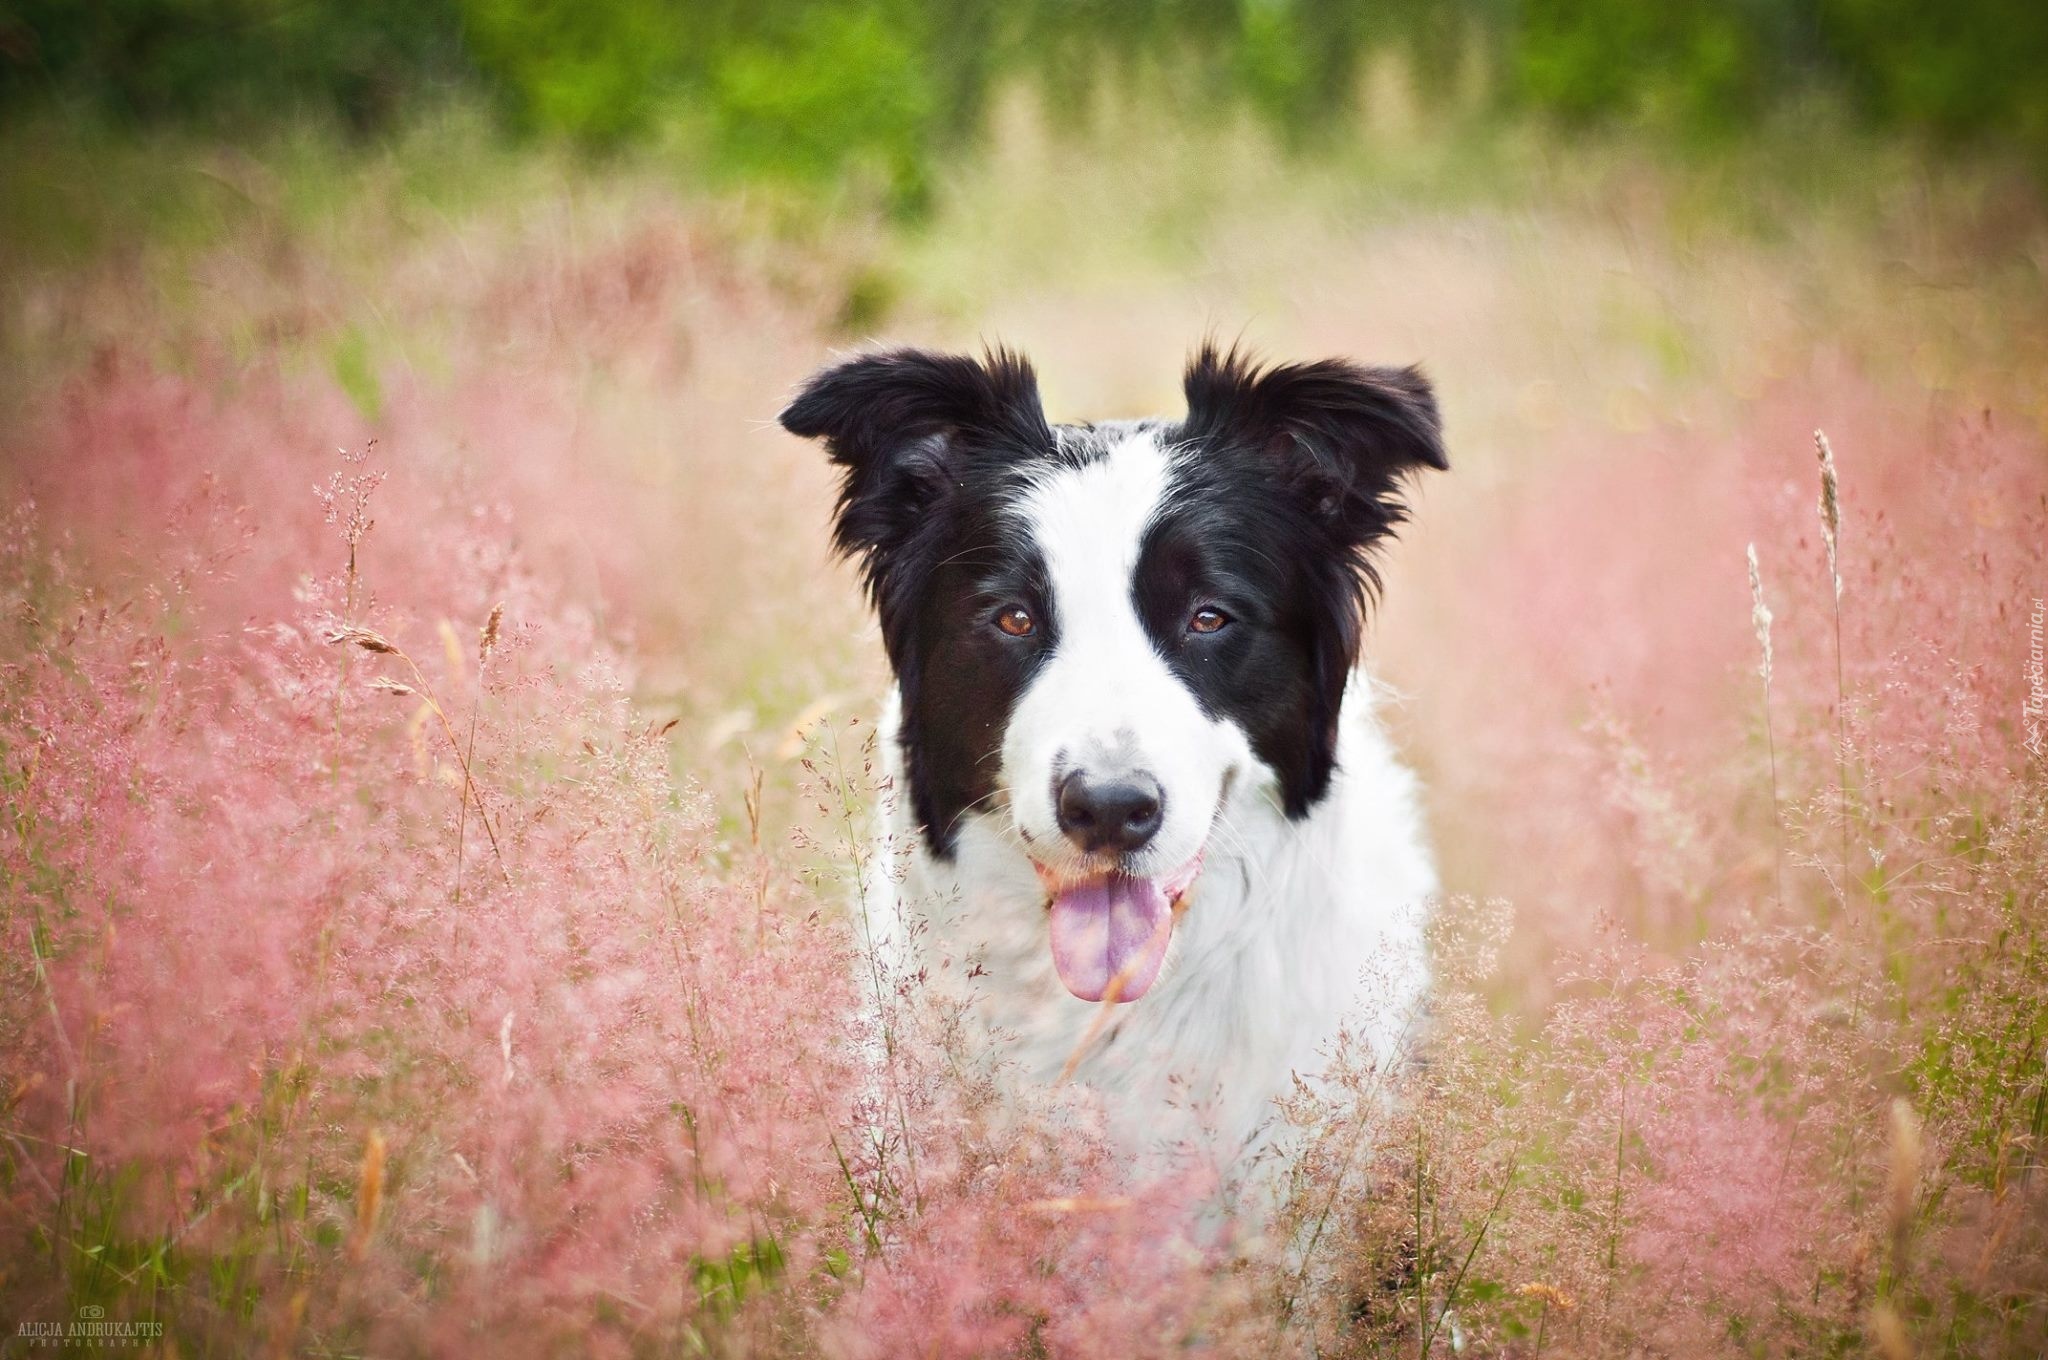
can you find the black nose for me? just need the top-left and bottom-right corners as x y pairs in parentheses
(1056, 770), (1164, 855)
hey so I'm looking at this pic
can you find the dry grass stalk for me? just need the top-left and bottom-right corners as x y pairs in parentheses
(1518, 1283), (1576, 1357)
(480, 601), (504, 663)
(1020, 1196), (1134, 1215)
(1056, 899), (1182, 1082)
(326, 624), (512, 888)
(1748, 544), (1784, 909)
(1887, 1098), (1921, 1267)
(327, 625), (398, 654)
(323, 440), (384, 731)
(1422, 1153), (1520, 1358)
(1971, 1190), (2021, 1286)
(1871, 1301), (1913, 1360)
(268, 1288), (309, 1360)
(348, 1128), (387, 1262)
(1057, 973), (1130, 1084)
(1815, 430), (1852, 892)
(1816, 431), (1842, 601)
(455, 602), (506, 907)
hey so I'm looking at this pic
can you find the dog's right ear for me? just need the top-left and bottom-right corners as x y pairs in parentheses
(779, 346), (1051, 593)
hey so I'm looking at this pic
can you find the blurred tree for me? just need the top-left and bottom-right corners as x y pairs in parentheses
(708, 4), (934, 202)
(1820, 0), (2048, 148)
(0, 0), (468, 131)
(460, 0), (683, 144)
(2, 0), (2042, 184)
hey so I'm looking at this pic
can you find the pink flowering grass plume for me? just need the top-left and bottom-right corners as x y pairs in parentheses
(5, 163), (2048, 1359)
(1, 391), (860, 1352)
(0, 341), (1259, 1356)
(1376, 371), (2048, 1354)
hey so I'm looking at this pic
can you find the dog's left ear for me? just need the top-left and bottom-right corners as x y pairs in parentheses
(1180, 342), (1446, 543)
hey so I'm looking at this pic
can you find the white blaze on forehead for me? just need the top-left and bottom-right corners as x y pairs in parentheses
(1004, 429), (1248, 877)
(1019, 429), (1173, 660)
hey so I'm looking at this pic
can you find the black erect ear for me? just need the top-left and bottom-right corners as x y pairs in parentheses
(779, 346), (1052, 597)
(1181, 344), (1446, 812)
(1180, 341), (1446, 548)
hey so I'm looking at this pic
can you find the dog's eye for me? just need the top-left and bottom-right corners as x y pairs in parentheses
(1188, 607), (1231, 635)
(993, 605), (1036, 638)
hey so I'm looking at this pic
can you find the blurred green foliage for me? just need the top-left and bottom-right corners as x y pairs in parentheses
(2, 0), (2043, 200)
(0, 0), (471, 131)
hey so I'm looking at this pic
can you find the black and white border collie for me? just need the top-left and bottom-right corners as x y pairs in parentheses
(781, 343), (1446, 1165)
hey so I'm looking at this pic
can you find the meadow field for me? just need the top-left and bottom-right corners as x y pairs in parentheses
(3, 83), (2047, 1356)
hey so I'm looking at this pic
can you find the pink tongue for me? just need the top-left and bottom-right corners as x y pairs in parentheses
(1047, 873), (1175, 1003)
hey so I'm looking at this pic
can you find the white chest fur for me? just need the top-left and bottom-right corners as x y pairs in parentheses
(860, 677), (1437, 1170)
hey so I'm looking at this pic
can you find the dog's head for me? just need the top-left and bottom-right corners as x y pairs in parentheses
(781, 343), (1444, 1003)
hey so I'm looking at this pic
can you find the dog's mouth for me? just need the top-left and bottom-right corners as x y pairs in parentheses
(1039, 855), (1202, 1004)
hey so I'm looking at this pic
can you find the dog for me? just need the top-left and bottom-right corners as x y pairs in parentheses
(780, 342), (1445, 1177)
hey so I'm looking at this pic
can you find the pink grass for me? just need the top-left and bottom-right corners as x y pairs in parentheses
(3, 185), (2046, 1358)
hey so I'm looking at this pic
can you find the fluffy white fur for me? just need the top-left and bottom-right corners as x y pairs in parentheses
(856, 429), (1437, 1174)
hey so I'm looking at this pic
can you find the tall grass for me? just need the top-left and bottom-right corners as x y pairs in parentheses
(3, 118), (2047, 1355)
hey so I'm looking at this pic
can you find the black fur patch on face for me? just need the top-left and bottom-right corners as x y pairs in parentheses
(1136, 344), (1446, 816)
(780, 347), (1064, 855)
(780, 342), (1446, 852)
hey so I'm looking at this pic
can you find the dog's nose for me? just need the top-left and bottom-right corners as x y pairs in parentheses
(1056, 770), (1164, 855)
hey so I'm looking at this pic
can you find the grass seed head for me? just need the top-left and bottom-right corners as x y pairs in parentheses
(325, 625), (398, 655)
(1517, 1282), (1577, 1311)
(1815, 430), (1842, 600)
(349, 1128), (387, 1261)
(1747, 543), (1773, 686)
(1871, 1301), (1913, 1360)
(1888, 1098), (1922, 1257)
(481, 602), (504, 665)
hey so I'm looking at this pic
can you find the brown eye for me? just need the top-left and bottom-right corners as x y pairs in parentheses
(994, 606), (1036, 638)
(1189, 607), (1231, 635)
